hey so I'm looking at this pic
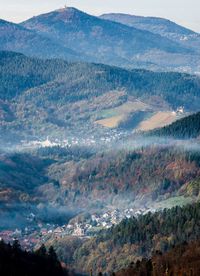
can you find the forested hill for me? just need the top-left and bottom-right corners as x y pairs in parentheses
(0, 7), (199, 72)
(0, 51), (71, 100)
(20, 7), (198, 72)
(1, 51), (200, 107)
(151, 112), (200, 138)
(100, 13), (200, 55)
(115, 240), (200, 276)
(1, 51), (200, 140)
(73, 202), (200, 273)
(0, 19), (79, 61)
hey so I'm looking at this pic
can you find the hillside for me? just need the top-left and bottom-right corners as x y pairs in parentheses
(1, 52), (200, 142)
(0, 20), (79, 60)
(100, 13), (195, 38)
(0, 51), (73, 100)
(100, 13), (200, 54)
(116, 240), (200, 276)
(0, 152), (51, 201)
(1, 144), (200, 229)
(20, 7), (199, 72)
(49, 146), (200, 208)
(151, 112), (200, 138)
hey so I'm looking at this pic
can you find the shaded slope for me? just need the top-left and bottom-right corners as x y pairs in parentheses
(100, 13), (200, 53)
(0, 19), (80, 60)
(0, 152), (51, 201)
(100, 13), (196, 38)
(0, 51), (72, 100)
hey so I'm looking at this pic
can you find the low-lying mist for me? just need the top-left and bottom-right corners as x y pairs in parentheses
(0, 202), (78, 231)
(0, 131), (200, 231)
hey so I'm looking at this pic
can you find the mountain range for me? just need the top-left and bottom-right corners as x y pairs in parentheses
(0, 7), (200, 73)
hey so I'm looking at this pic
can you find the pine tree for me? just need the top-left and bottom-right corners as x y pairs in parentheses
(48, 246), (58, 262)
(36, 244), (47, 257)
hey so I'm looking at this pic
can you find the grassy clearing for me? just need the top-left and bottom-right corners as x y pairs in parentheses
(96, 100), (150, 128)
(155, 196), (193, 209)
(96, 115), (125, 128)
(137, 111), (177, 131)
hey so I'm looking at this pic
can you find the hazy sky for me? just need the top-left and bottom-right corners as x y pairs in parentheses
(0, 0), (199, 32)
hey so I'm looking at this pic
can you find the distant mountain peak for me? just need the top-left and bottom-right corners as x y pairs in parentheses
(28, 6), (90, 23)
(57, 6), (89, 19)
(57, 6), (80, 13)
(18, 8), (199, 72)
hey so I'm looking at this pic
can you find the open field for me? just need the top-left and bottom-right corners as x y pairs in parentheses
(137, 111), (178, 131)
(96, 115), (125, 128)
(154, 196), (194, 209)
(95, 100), (151, 128)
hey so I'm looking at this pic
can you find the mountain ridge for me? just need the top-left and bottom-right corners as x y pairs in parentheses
(0, 18), (83, 60)
(100, 12), (197, 35)
(0, 7), (199, 72)
(20, 7), (199, 72)
(100, 12), (200, 56)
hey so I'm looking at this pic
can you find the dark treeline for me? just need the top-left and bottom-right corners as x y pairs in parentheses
(151, 111), (200, 139)
(0, 240), (67, 276)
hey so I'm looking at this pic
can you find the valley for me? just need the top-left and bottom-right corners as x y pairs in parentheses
(0, 4), (200, 275)
(0, 50), (200, 273)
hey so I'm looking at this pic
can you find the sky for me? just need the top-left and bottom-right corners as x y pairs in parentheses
(0, 0), (199, 32)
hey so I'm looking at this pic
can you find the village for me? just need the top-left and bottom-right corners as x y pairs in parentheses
(20, 129), (130, 150)
(0, 206), (156, 250)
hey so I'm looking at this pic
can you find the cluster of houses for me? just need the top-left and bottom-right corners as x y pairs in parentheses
(0, 206), (156, 250)
(0, 227), (40, 250)
(20, 129), (129, 150)
(47, 207), (154, 238)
